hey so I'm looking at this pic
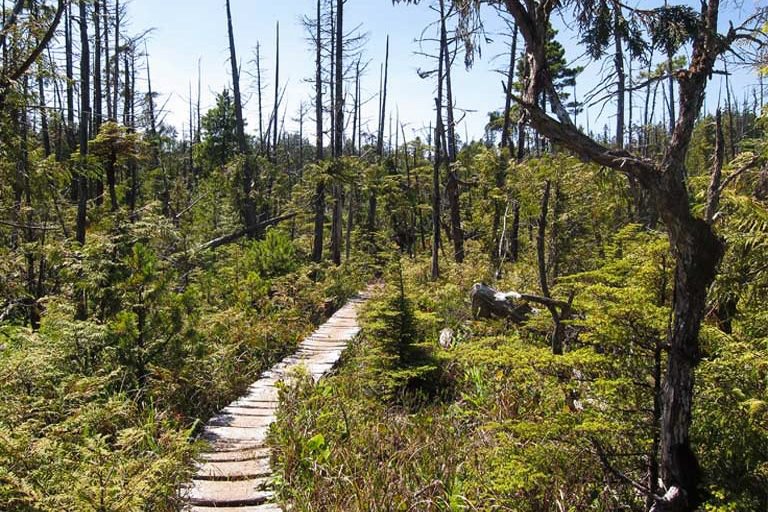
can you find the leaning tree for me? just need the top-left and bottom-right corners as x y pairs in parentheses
(396, 1), (766, 510)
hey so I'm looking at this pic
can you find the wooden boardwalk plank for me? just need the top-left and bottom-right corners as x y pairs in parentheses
(184, 289), (370, 511)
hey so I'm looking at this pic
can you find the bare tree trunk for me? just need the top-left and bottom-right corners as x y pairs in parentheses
(536, 180), (566, 355)
(37, 68), (51, 157)
(440, 0), (463, 263)
(352, 59), (359, 155)
(369, 35), (389, 233)
(76, 0), (90, 247)
(330, 0), (344, 266)
(510, 202), (520, 262)
(272, 21), (280, 162)
(431, 29), (446, 281)
(255, 42), (264, 154)
(65, 3), (74, 150)
(377, 37), (389, 155)
(724, 61), (736, 160)
(225, 0), (258, 231)
(705, 110), (724, 224)
(613, 5), (625, 149)
(432, 97), (443, 281)
(103, 0), (111, 120)
(500, 23), (517, 151)
(345, 185), (354, 261)
(146, 49), (170, 218)
(113, 0), (120, 122)
(441, 7), (456, 162)
(311, 0), (325, 263)
(93, 0), (102, 132)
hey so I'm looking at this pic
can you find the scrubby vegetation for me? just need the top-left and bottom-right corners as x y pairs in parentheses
(1, 0), (768, 511)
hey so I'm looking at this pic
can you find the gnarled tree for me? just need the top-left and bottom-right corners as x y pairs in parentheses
(397, 0), (766, 510)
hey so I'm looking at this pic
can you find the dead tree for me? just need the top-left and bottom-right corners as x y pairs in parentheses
(76, 0), (90, 246)
(225, 0), (258, 231)
(330, 0), (344, 266)
(439, 0), (464, 263)
(310, 0), (325, 263)
(272, 22), (280, 161)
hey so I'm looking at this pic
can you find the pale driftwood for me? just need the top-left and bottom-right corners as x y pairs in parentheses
(470, 282), (573, 323)
(470, 283), (532, 322)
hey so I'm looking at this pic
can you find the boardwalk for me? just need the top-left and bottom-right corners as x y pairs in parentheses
(184, 292), (369, 511)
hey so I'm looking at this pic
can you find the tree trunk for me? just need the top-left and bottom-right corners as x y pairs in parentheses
(272, 21), (280, 162)
(500, 23), (517, 151)
(311, 0), (325, 263)
(440, 0), (463, 263)
(37, 70), (51, 157)
(510, 201), (520, 262)
(76, 0), (90, 247)
(255, 42), (264, 154)
(65, 3), (75, 151)
(225, 0), (258, 231)
(613, 6), (625, 149)
(441, 0), (457, 162)
(113, 0), (120, 122)
(93, 0), (102, 132)
(705, 110), (724, 224)
(330, 0), (344, 266)
(431, 98), (443, 280)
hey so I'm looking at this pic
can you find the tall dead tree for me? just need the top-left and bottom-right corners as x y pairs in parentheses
(76, 0), (90, 246)
(311, 0), (325, 263)
(65, 3), (74, 149)
(439, 0), (463, 263)
(113, 0), (120, 122)
(93, 0), (103, 132)
(368, 35), (389, 234)
(254, 42), (265, 154)
(225, 0), (258, 231)
(500, 22), (518, 151)
(104, 0), (111, 120)
(329, 0), (344, 266)
(494, 22), (519, 266)
(272, 22), (279, 161)
(431, 21), (447, 281)
(613, 3), (625, 149)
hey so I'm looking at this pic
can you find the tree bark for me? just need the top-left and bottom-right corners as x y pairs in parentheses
(501, 4), (730, 505)
(330, 0), (344, 266)
(705, 110), (724, 224)
(439, 0), (463, 263)
(93, 1), (103, 132)
(272, 21), (280, 162)
(225, 0), (258, 231)
(613, 5), (625, 149)
(431, 104), (443, 279)
(311, 0), (325, 263)
(76, 0), (90, 247)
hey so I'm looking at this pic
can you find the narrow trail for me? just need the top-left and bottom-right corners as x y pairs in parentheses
(184, 290), (370, 512)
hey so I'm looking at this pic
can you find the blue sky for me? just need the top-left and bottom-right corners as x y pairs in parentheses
(129, 0), (763, 143)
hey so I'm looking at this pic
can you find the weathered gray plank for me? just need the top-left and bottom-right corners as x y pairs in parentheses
(185, 289), (371, 511)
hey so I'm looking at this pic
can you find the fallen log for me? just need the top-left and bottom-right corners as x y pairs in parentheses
(470, 283), (573, 323)
(470, 283), (533, 322)
(193, 212), (297, 253)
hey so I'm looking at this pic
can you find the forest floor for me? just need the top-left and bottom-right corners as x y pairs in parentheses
(183, 290), (371, 511)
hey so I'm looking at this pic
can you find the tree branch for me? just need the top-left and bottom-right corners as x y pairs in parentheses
(193, 213), (297, 253)
(511, 93), (657, 179)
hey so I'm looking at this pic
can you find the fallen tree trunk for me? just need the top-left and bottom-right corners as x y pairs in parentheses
(470, 282), (571, 323)
(193, 212), (296, 253)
